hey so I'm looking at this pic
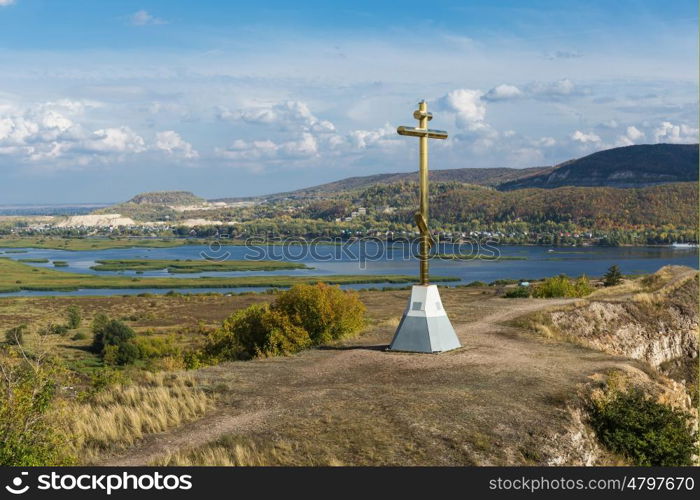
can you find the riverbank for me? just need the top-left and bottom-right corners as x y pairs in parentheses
(89, 259), (310, 273)
(0, 258), (457, 293)
(1, 236), (698, 252)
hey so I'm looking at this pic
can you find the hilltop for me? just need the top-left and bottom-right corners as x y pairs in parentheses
(213, 166), (549, 201)
(128, 191), (205, 205)
(78, 143), (698, 245)
(498, 143), (698, 190)
(93, 191), (214, 222)
(212, 143), (697, 201)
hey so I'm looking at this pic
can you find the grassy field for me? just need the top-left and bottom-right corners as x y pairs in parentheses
(0, 285), (493, 378)
(0, 236), (341, 251)
(0, 237), (194, 251)
(0, 258), (456, 293)
(90, 259), (310, 273)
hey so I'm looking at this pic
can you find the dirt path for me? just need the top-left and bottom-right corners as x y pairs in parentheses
(100, 296), (583, 466)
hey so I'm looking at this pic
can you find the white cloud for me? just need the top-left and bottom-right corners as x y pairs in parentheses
(615, 125), (646, 146)
(217, 101), (406, 169)
(0, 0), (15, 6)
(346, 124), (398, 150)
(437, 89), (487, 130)
(535, 137), (557, 147)
(0, 100), (153, 166)
(484, 84), (523, 101)
(218, 132), (318, 162)
(652, 121), (698, 144)
(83, 127), (146, 154)
(571, 130), (601, 143)
(484, 79), (579, 102)
(222, 100), (335, 133)
(0, 99), (207, 166)
(625, 126), (645, 141)
(129, 10), (167, 26)
(0, 102), (85, 162)
(282, 132), (318, 157)
(599, 119), (619, 129)
(529, 78), (577, 97)
(155, 130), (199, 159)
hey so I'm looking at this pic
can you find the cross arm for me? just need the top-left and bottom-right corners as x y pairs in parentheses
(396, 126), (448, 139)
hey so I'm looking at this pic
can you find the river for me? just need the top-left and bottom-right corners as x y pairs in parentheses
(0, 243), (697, 297)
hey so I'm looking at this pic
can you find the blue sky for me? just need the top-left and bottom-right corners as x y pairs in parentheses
(0, 0), (697, 203)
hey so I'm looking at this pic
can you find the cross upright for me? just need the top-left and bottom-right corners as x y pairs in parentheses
(389, 100), (460, 354)
(397, 100), (448, 285)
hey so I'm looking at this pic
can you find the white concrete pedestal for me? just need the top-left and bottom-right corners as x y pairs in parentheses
(388, 285), (461, 353)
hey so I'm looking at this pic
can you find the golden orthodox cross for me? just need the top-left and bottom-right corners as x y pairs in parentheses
(397, 100), (448, 285)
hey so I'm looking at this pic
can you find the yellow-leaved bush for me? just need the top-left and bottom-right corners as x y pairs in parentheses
(203, 283), (366, 361)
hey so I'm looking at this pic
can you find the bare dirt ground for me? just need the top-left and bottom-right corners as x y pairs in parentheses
(100, 290), (645, 466)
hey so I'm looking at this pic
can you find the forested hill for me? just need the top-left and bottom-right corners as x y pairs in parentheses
(295, 181), (698, 229)
(93, 191), (207, 220)
(212, 167), (548, 202)
(263, 166), (549, 196)
(217, 143), (695, 202)
(91, 143), (698, 245)
(498, 143), (698, 190)
(128, 191), (204, 205)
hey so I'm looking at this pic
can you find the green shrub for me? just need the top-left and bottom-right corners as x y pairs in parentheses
(4, 325), (27, 346)
(102, 320), (138, 365)
(102, 345), (120, 366)
(205, 304), (310, 361)
(85, 368), (128, 396)
(42, 323), (69, 336)
(532, 275), (592, 298)
(115, 342), (140, 366)
(92, 318), (140, 366)
(271, 283), (366, 344)
(204, 283), (366, 361)
(71, 332), (88, 341)
(0, 347), (75, 465)
(134, 335), (182, 359)
(465, 280), (487, 287)
(183, 350), (205, 370)
(603, 265), (623, 287)
(66, 306), (82, 329)
(589, 389), (698, 466)
(90, 313), (110, 353)
(504, 286), (530, 298)
(490, 278), (519, 286)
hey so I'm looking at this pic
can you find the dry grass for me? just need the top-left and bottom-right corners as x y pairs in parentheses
(68, 372), (213, 464)
(588, 279), (644, 299)
(156, 443), (272, 466)
(517, 266), (699, 408)
(589, 265), (695, 300)
(631, 292), (661, 305)
(153, 436), (345, 466)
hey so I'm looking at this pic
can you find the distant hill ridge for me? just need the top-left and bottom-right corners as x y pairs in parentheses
(112, 143), (698, 209)
(211, 143), (697, 202)
(270, 166), (550, 196)
(128, 191), (204, 205)
(498, 143), (698, 190)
